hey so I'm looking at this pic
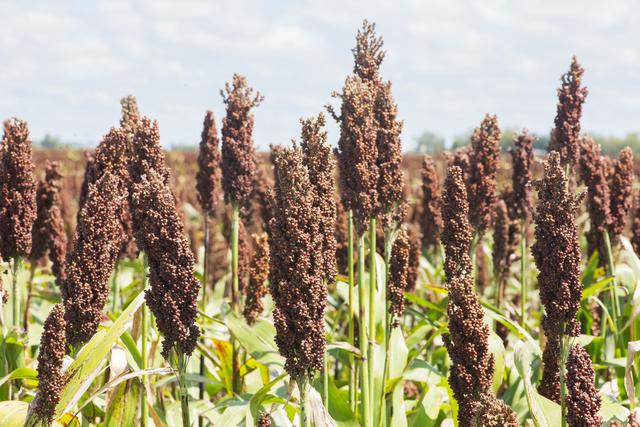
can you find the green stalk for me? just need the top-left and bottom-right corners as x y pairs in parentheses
(11, 256), (23, 330)
(603, 232), (620, 319)
(199, 214), (210, 427)
(520, 221), (527, 329)
(141, 254), (149, 427)
(357, 232), (370, 427)
(298, 376), (311, 427)
(22, 262), (36, 332)
(323, 346), (329, 409)
(230, 203), (241, 393)
(347, 210), (356, 412)
(178, 351), (191, 427)
(368, 218), (376, 425)
(378, 228), (393, 427)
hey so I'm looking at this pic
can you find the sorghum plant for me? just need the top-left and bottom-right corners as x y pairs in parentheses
(420, 154), (442, 253)
(243, 232), (269, 325)
(566, 345), (601, 427)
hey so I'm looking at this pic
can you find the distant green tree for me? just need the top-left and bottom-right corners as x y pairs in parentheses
(39, 133), (64, 149)
(413, 131), (445, 154)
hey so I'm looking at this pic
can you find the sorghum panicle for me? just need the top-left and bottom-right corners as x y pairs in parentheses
(220, 74), (263, 209)
(32, 304), (66, 425)
(449, 147), (470, 185)
(633, 197), (640, 256)
(492, 199), (513, 281)
(269, 145), (327, 379)
(352, 19), (385, 83)
(608, 147), (634, 240)
(329, 75), (379, 234)
(130, 170), (201, 358)
(405, 226), (421, 293)
(0, 118), (37, 259)
(566, 345), (601, 427)
(441, 166), (472, 281)
(120, 95), (141, 134)
(468, 114), (501, 235)
(509, 130), (535, 222)
(533, 152), (582, 402)
(257, 412), (272, 427)
(63, 172), (124, 346)
(420, 154), (442, 251)
(548, 56), (588, 168)
(243, 232), (270, 325)
(196, 110), (222, 216)
(388, 227), (409, 327)
(578, 137), (611, 265)
(31, 161), (68, 284)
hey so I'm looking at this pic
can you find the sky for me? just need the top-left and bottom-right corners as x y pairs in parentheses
(1, 0), (639, 150)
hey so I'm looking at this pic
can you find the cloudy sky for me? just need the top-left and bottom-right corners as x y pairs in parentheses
(1, 0), (639, 149)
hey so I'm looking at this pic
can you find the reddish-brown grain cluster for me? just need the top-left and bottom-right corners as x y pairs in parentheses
(566, 345), (601, 427)
(32, 304), (66, 425)
(220, 74), (263, 209)
(533, 152), (582, 402)
(130, 118), (171, 185)
(196, 111), (222, 216)
(352, 19), (385, 83)
(63, 172), (124, 346)
(269, 145), (330, 379)
(243, 232), (270, 325)
(467, 115), (501, 235)
(441, 165), (517, 426)
(388, 227), (409, 327)
(420, 154), (442, 251)
(30, 161), (68, 284)
(548, 56), (588, 168)
(330, 75), (379, 233)
(608, 147), (634, 240)
(405, 226), (421, 292)
(579, 137), (611, 265)
(508, 130), (535, 222)
(492, 200), (513, 283)
(0, 118), (37, 259)
(120, 95), (141, 134)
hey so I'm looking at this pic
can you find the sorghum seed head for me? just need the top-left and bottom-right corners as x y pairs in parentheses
(120, 95), (141, 134)
(269, 145), (327, 380)
(0, 118), (37, 259)
(448, 147), (470, 185)
(257, 412), (272, 427)
(608, 147), (634, 240)
(352, 19), (385, 83)
(130, 118), (171, 185)
(468, 114), (501, 235)
(243, 232), (270, 325)
(548, 56), (588, 168)
(492, 199), (514, 281)
(330, 75), (379, 234)
(420, 154), (443, 250)
(388, 227), (409, 328)
(405, 226), (421, 293)
(509, 130), (535, 222)
(566, 344), (601, 427)
(441, 165), (472, 281)
(196, 110), (222, 216)
(32, 304), (66, 425)
(130, 170), (201, 358)
(63, 172), (124, 346)
(220, 73), (263, 209)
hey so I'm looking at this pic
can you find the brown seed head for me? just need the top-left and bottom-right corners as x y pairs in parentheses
(330, 75), (379, 234)
(269, 145), (327, 380)
(120, 95), (141, 134)
(375, 81), (406, 228)
(196, 111), (222, 216)
(220, 74), (263, 208)
(468, 114), (501, 235)
(257, 412), (272, 427)
(63, 172), (124, 346)
(448, 147), (470, 185)
(566, 344), (601, 427)
(492, 199), (514, 281)
(420, 154), (442, 250)
(441, 165), (472, 281)
(548, 56), (588, 168)
(33, 304), (66, 425)
(31, 161), (68, 284)
(388, 227), (409, 327)
(608, 147), (634, 240)
(130, 170), (201, 358)
(533, 152), (582, 401)
(130, 118), (171, 185)
(0, 118), (37, 259)
(509, 130), (535, 222)
(405, 225), (421, 293)
(243, 232), (270, 325)
(352, 19), (385, 83)
(633, 198), (640, 257)
(578, 137), (611, 265)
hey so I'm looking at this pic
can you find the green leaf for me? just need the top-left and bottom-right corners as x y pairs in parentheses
(488, 332), (505, 394)
(0, 367), (38, 388)
(54, 290), (145, 418)
(0, 401), (28, 427)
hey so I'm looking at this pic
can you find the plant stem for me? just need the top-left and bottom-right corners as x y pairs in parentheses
(378, 228), (393, 427)
(520, 221), (527, 329)
(199, 214), (210, 427)
(323, 345), (329, 409)
(368, 218), (376, 426)
(22, 262), (36, 332)
(141, 254), (149, 427)
(178, 351), (191, 427)
(357, 232), (370, 427)
(298, 376), (311, 427)
(230, 203), (240, 393)
(347, 210), (356, 413)
(11, 257), (23, 330)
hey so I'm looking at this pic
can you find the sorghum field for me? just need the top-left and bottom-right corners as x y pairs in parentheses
(1, 20), (640, 427)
